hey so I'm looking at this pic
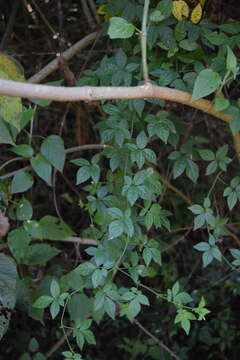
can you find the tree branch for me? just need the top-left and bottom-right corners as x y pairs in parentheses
(0, 80), (231, 123)
(27, 31), (100, 83)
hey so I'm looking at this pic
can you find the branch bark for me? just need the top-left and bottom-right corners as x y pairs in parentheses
(0, 80), (231, 123)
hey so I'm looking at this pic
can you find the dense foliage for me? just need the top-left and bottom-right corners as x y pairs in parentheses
(0, 0), (240, 359)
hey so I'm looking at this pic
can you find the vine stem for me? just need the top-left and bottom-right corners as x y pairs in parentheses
(141, 0), (150, 83)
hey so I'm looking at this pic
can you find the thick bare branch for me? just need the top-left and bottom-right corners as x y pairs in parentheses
(0, 80), (231, 123)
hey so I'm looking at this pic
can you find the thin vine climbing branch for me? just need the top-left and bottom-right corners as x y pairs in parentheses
(141, 0), (150, 83)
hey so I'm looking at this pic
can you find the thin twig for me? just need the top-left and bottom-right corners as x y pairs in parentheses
(30, 0), (58, 38)
(65, 144), (109, 154)
(62, 237), (98, 245)
(134, 319), (181, 360)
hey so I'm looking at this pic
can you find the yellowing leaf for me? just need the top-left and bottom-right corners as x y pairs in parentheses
(96, 5), (107, 14)
(0, 68), (22, 130)
(97, 4), (115, 21)
(172, 0), (190, 21)
(190, 3), (202, 24)
(199, 0), (207, 6)
(0, 96), (22, 130)
(0, 53), (25, 82)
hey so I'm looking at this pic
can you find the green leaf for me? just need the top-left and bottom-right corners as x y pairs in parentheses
(174, 309), (195, 335)
(10, 144), (33, 158)
(137, 294), (149, 306)
(76, 332), (85, 349)
(203, 250), (214, 267)
(0, 119), (14, 145)
(107, 207), (122, 219)
(151, 248), (162, 265)
(105, 297), (116, 319)
(16, 197), (33, 220)
(0, 253), (18, 309)
(50, 300), (60, 319)
(150, 10), (165, 23)
(128, 299), (141, 319)
(68, 294), (92, 322)
(123, 216), (134, 237)
(76, 167), (91, 184)
(179, 39), (198, 51)
(188, 204), (203, 215)
(24, 220), (43, 239)
(23, 244), (60, 265)
(143, 248), (152, 266)
(50, 279), (60, 298)
(174, 292), (193, 305)
(108, 17), (135, 39)
(39, 215), (74, 240)
(11, 171), (34, 194)
(214, 97), (230, 111)
(136, 131), (148, 149)
(143, 149), (157, 163)
(125, 186), (139, 205)
(226, 46), (238, 76)
(173, 158), (186, 178)
(211, 246), (222, 261)
(193, 214), (205, 230)
(157, 0), (173, 19)
(33, 295), (53, 309)
(33, 352), (45, 360)
(227, 191), (237, 210)
(28, 337), (39, 352)
(191, 69), (221, 102)
(92, 269), (107, 288)
(172, 281), (179, 296)
(203, 197), (211, 208)
(7, 228), (30, 262)
(186, 159), (199, 183)
(206, 161), (217, 175)
(198, 149), (215, 161)
(115, 49), (127, 69)
(109, 220), (124, 239)
(0, 254), (17, 340)
(31, 153), (52, 186)
(40, 135), (65, 172)
(194, 242), (210, 252)
(83, 329), (96, 345)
